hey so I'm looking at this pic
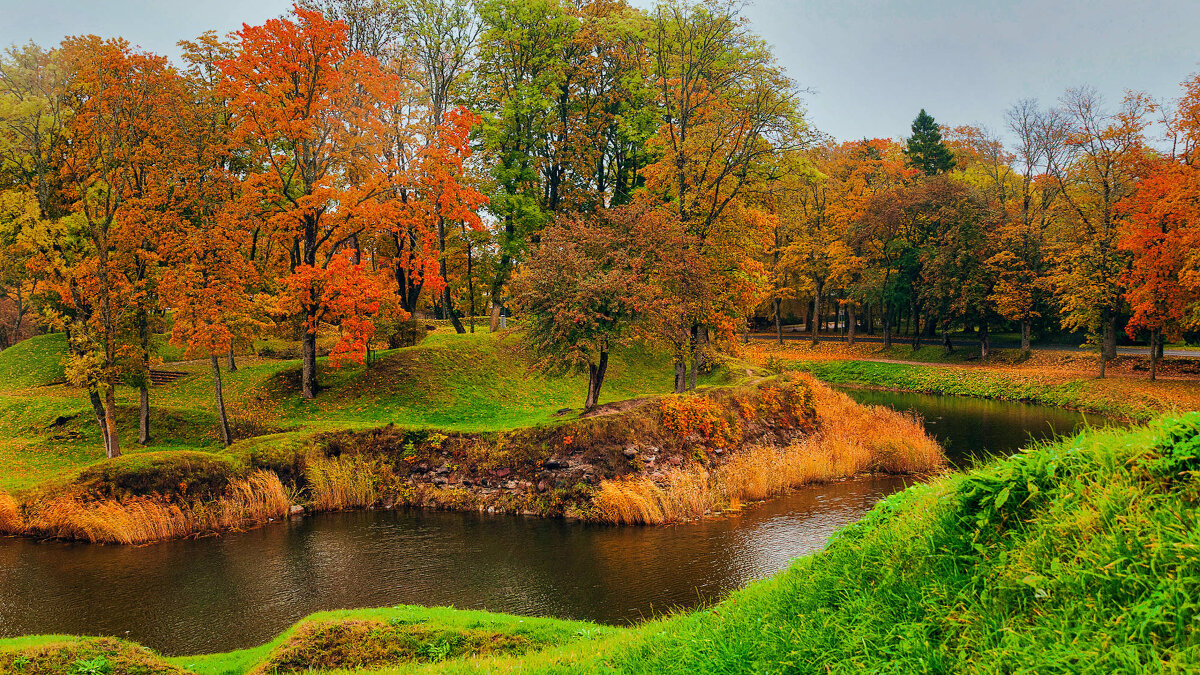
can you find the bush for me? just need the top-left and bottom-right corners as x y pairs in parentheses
(387, 317), (428, 349)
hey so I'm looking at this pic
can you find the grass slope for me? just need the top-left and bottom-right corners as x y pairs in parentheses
(7, 413), (1196, 673)
(0, 330), (743, 493)
(0, 332), (66, 391)
(789, 359), (1165, 421)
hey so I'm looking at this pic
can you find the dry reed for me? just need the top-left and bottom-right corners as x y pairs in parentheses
(0, 492), (22, 534)
(24, 470), (290, 545)
(595, 377), (945, 524)
(304, 455), (379, 511)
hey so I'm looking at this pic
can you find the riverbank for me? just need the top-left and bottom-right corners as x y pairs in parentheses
(0, 373), (943, 544)
(746, 340), (1200, 421)
(5, 412), (1195, 673)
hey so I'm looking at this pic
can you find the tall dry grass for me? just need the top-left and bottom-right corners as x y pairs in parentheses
(595, 377), (944, 524)
(0, 492), (22, 534)
(305, 455), (379, 511)
(25, 470), (290, 545)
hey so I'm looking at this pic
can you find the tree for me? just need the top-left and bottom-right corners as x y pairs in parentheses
(1046, 88), (1151, 377)
(1117, 74), (1200, 380)
(904, 109), (955, 176)
(512, 205), (658, 410)
(218, 7), (400, 398)
(644, 0), (802, 391)
(987, 100), (1066, 354)
(475, 0), (576, 331)
(43, 36), (182, 458)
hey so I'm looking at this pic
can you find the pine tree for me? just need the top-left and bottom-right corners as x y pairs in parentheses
(904, 109), (955, 175)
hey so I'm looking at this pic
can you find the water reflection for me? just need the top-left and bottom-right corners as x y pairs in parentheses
(840, 387), (1115, 465)
(0, 475), (910, 656)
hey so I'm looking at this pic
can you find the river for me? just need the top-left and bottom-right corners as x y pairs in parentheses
(0, 390), (1114, 656)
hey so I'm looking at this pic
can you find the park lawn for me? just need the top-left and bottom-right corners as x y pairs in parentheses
(0, 330), (747, 494)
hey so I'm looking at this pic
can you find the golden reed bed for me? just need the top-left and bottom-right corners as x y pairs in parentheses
(0, 471), (288, 545)
(594, 378), (944, 524)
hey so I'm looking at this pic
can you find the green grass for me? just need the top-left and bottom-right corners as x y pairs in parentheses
(0, 330), (746, 494)
(787, 359), (1157, 421)
(0, 332), (66, 390)
(8, 414), (1198, 673)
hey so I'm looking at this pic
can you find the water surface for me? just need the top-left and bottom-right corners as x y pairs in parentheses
(0, 391), (1109, 656)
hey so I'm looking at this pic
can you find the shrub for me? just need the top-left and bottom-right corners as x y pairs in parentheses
(305, 455), (381, 511)
(0, 491), (22, 533)
(23, 470), (289, 544)
(1142, 412), (1200, 482)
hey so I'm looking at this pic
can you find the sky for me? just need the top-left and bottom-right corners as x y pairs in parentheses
(2, 0), (1198, 143)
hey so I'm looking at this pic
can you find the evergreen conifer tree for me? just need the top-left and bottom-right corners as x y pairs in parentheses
(904, 109), (955, 175)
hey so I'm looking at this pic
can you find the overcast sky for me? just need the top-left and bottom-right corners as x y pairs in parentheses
(2, 0), (1198, 143)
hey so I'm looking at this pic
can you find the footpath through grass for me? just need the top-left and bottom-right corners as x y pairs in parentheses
(4, 412), (1198, 673)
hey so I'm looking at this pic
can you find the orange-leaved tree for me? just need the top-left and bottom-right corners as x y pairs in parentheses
(218, 6), (400, 398)
(45, 36), (181, 458)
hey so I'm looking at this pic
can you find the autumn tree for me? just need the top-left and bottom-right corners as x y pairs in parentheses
(35, 37), (182, 458)
(645, 0), (802, 391)
(218, 7), (400, 398)
(1046, 88), (1151, 377)
(513, 205), (658, 410)
(1118, 74), (1200, 379)
(987, 99), (1067, 354)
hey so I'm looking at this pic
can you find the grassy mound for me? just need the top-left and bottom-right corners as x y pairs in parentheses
(0, 332), (66, 390)
(0, 636), (184, 675)
(0, 330), (744, 494)
(167, 606), (617, 675)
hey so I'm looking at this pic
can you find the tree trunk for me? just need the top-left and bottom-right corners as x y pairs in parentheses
(1020, 319), (1031, 356)
(301, 329), (318, 399)
(228, 351), (238, 373)
(1149, 327), (1160, 382)
(673, 355), (687, 394)
(104, 387), (120, 459)
(811, 286), (822, 346)
(774, 297), (783, 345)
(689, 325), (707, 391)
(585, 350), (610, 410)
(139, 387), (150, 445)
(942, 325), (953, 356)
(865, 302), (874, 335)
(88, 389), (111, 459)
(444, 285), (465, 334)
(138, 311), (150, 445)
(489, 302), (502, 333)
(211, 354), (233, 446)
(1102, 314), (1118, 361)
(1156, 334), (1165, 360)
(980, 321), (990, 360)
(847, 303), (856, 346)
(465, 234), (476, 334)
(882, 301), (892, 349)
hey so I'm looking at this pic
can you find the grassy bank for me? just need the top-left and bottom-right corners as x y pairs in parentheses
(5, 413), (1196, 672)
(0, 331), (740, 494)
(0, 373), (945, 543)
(788, 358), (1174, 421)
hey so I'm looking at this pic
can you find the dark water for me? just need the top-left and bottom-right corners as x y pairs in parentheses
(0, 476), (912, 656)
(0, 392), (1111, 657)
(840, 387), (1115, 466)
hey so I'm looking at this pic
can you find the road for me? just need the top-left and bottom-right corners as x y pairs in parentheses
(749, 330), (1200, 359)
